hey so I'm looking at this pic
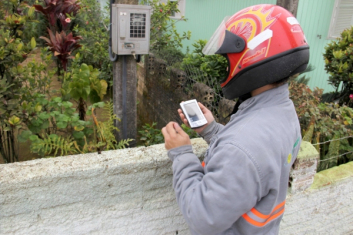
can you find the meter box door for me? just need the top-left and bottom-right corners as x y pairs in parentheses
(112, 4), (151, 55)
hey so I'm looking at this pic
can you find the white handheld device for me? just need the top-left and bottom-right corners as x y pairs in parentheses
(180, 99), (207, 129)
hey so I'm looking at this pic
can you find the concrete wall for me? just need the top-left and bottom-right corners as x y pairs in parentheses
(281, 163), (353, 234)
(1, 140), (353, 234)
(0, 139), (208, 235)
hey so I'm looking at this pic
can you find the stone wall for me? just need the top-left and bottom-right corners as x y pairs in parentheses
(1, 140), (353, 234)
(137, 55), (183, 129)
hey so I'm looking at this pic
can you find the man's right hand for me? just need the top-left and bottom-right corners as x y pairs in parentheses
(178, 102), (214, 134)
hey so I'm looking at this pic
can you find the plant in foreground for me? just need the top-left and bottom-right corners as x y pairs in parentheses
(139, 122), (198, 147)
(19, 101), (132, 157)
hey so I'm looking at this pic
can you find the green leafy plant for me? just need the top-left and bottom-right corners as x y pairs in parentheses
(18, 94), (93, 142)
(182, 124), (200, 139)
(62, 62), (107, 120)
(0, 1), (36, 39)
(27, 134), (78, 157)
(13, 48), (56, 100)
(0, 0), (39, 163)
(73, 0), (113, 87)
(138, 122), (198, 146)
(289, 80), (353, 171)
(323, 26), (353, 106)
(0, 0), (126, 162)
(315, 103), (353, 170)
(152, 46), (185, 67)
(182, 40), (228, 96)
(139, 122), (164, 146)
(1, 49), (56, 160)
(87, 102), (133, 153)
(141, 0), (191, 52)
(19, 100), (132, 157)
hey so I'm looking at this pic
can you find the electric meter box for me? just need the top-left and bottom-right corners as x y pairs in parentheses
(112, 4), (151, 55)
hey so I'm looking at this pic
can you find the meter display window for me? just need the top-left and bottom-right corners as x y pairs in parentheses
(130, 13), (146, 38)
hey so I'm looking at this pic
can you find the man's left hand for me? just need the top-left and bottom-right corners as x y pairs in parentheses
(162, 122), (191, 150)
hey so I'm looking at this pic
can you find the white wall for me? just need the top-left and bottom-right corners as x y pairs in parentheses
(1, 138), (353, 234)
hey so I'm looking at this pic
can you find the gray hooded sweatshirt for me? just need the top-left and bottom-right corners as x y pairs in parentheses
(167, 84), (301, 235)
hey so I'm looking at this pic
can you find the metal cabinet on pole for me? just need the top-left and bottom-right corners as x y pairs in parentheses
(110, 1), (151, 146)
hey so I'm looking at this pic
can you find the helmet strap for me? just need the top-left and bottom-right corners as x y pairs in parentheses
(227, 92), (251, 117)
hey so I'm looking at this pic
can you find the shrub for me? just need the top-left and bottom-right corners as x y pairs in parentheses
(152, 46), (185, 67)
(61, 59), (108, 120)
(182, 39), (228, 102)
(323, 26), (353, 106)
(289, 80), (353, 171)
(19, 101), (132, 157)
(73, 0), (113, 87)
(138, 122), (198, 147)
(0, 0), (39, 163)
(34, 0), (82, 73)
(141, 0), (191, 52)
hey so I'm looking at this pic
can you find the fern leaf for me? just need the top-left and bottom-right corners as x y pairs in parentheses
(314, 132), (321, 153)
(116, 139), (133, 149)
(30, 134), (78, 157)
(302, 123), (314, 142)
(318, 134), (340, 171)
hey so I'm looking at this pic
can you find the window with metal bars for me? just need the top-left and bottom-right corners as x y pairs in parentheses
(130, 13), (146, 38)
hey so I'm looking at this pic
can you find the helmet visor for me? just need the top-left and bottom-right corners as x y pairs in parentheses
(202, 16), (230, 55)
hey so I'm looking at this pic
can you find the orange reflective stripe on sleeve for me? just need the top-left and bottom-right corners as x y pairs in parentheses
(242, 208), (285, 227)
(242, 200), (285, 227)
(250, 200), (286, 219)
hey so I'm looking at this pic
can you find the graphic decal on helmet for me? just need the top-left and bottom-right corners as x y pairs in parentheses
(226, 5), (281, 80)
(228, 5), (279, 41)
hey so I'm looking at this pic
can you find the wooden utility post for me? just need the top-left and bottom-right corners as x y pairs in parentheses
(276, 0), (299, 17)
(113, 0), (139, 146)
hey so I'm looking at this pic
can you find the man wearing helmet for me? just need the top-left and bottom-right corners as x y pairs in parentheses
(162, 4), (309, 235)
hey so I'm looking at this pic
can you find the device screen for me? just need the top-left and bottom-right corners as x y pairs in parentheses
(183, 102), (204, 122)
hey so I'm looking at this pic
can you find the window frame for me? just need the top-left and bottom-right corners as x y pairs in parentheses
(160, 0), (185, 19)
(327, 0), (353, 39)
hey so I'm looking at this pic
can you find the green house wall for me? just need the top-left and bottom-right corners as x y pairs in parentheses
(297, 0), (336, 92)
(175, 0), (338, 93)
(175, 0), (275, 52)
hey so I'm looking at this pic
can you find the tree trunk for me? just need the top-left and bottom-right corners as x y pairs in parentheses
(78, 97), (86, 121)
(276, 0), (299, 17)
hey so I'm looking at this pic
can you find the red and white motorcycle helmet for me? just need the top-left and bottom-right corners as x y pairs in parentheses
(203, 4), (310, 100)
